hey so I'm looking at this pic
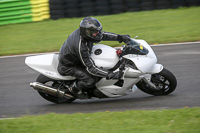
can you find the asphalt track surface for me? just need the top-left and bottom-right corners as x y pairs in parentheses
(0, 42), (200, 118)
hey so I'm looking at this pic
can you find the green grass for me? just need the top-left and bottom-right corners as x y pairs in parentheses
(0, 108), (200, 133)
(0, 7), (200, 56)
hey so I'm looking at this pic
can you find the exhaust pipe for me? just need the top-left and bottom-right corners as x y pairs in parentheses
(30, 82), (73, 99)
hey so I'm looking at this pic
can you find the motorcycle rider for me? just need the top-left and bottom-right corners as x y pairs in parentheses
(57, 17), (130, 99)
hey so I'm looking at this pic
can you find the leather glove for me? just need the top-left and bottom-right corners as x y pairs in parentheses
(106, 71), (124, 80)
(118, 34), (131, 43)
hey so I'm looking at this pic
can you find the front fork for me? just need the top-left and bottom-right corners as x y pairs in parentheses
(140, 74), (158, 90)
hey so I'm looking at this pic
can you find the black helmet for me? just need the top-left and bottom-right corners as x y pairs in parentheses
(80, 17), (103, 43)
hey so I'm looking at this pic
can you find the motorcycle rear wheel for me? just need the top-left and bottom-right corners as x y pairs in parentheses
(136, 68), (177, 96)
(36, 74), (75, 103)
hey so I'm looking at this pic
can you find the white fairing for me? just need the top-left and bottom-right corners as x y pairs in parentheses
(91, 44), (119, 69)
(25, 38), (163, 98)
(25, 54), (75, 80)
(123, 39), (159, 73)
(95, 77), (140, 97)
(93, 39), (163, 97)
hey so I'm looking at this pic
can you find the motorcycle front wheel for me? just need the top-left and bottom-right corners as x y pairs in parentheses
(36, 74), (75, 104)
(136, 68), (177, 96)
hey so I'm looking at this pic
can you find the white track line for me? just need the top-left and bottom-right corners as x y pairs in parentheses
(0, 118), (16, 120)
(151, 41), (200, 47)
(0, 41), (199, 59)
(0, 52), (58, 59)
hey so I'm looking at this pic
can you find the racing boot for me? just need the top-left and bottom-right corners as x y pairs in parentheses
(68, 82), (89, 99)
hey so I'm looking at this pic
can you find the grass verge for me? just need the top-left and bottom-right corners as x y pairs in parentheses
(0, 7), (200, 56)
(0, 108), (200, 133)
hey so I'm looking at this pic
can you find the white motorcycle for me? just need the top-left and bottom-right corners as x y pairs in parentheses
(25, 38), (177, 103)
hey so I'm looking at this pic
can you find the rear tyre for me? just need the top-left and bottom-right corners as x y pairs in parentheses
(136, 68), (177, 96)
(36, 74), (75, 103)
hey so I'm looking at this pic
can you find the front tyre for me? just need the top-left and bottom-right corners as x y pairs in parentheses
(36, 74), (75, 104)
(136, 68), (177, 96)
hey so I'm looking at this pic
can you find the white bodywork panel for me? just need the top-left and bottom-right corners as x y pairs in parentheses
(25, 39), (163, 98)
(95, 77), (141, 97)
(25, 54), (75, 80)
(123, 39), (159, 73)
(147, 64), (163, 74)
(91, 44), (119, 69)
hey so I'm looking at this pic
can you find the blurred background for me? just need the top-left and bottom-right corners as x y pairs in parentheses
(1, 0), (200, 25)
(0, 0), (200, 56)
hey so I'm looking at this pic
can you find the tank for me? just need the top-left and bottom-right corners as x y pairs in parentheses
(91, 44), (119, 69)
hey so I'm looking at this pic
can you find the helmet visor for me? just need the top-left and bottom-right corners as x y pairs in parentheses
(92, 31), (100, 37)
(85, 29), (103, 40)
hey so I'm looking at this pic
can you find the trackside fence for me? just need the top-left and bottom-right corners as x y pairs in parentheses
(0, 0), (50, 26)
(49, 0), (200, 19)
(0, 0), (199, 25)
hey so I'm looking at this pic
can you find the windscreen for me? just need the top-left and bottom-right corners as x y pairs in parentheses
(121, 39), (149, 56)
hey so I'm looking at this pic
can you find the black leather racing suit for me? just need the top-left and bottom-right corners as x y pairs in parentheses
(57, 28), (120, 91)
